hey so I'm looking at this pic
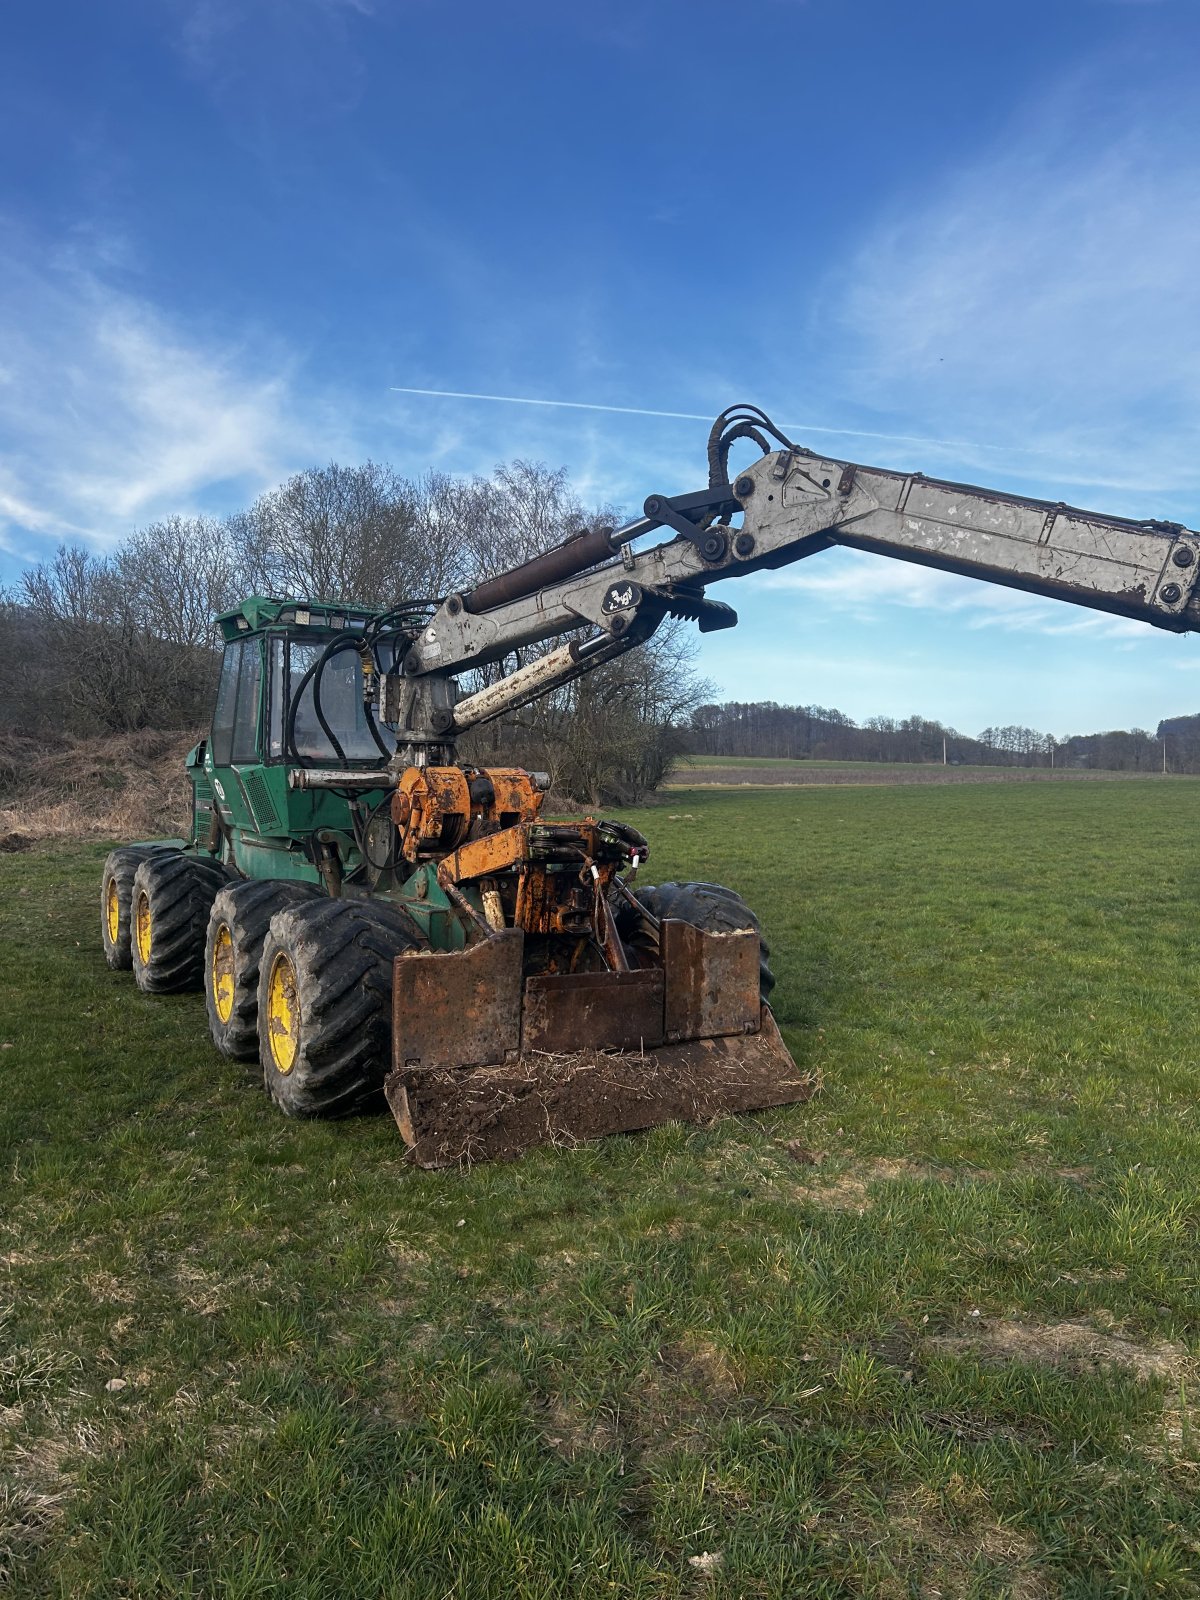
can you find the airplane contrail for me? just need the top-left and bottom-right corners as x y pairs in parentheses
(387, 385), (1031, 457)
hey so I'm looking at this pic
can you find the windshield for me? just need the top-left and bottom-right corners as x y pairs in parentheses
(268, 636), (397, 763)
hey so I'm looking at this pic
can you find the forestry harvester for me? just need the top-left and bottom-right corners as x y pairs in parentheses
(101, 406), (1200, 1164)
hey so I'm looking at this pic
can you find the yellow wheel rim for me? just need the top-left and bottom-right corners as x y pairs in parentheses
(134, 890), (152, 966)
(105, 878), (120, 946)
(266, 951), (299, 1074)
(211, 923), (235, 1024)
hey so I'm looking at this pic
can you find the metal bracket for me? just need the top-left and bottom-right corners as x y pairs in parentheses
(642, 486), (739, 564)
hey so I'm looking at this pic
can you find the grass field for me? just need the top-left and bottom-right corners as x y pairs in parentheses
(3, 779), (1200, 1597)
(669, 756), (1157, 788)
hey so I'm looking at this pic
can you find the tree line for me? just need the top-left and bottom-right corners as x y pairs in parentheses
(0, 459), (709, 804)
(687, 701), (1185, 772)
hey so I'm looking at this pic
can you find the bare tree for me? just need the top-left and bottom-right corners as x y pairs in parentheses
(17, 547), (172, 730)
(232, 461), (429, 605)
(116, 515), (242, 648)
(4, 451), (706, 797)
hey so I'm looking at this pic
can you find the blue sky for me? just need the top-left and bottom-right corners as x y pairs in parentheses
(3, 0), (1200, 738)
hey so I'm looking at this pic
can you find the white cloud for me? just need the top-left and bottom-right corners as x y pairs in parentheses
(0, 227), (338, 557)
(756, 548), (1156, 641)
(830, 68), (1200, 508)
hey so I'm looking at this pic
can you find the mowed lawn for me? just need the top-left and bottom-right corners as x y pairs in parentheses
(3, 779), (1200, 1598)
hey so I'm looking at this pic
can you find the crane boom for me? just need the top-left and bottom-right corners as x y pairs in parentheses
(731, 449), (1200, 629)
(388, 408), (1200, 756)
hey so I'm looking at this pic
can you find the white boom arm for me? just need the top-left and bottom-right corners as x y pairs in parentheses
(386, 412), (1200, 753)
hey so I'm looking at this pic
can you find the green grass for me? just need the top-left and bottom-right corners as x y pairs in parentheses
(676, 754), (973, 770)
(3, 780), (1200, 1597)
(671, 754), (1151, 783)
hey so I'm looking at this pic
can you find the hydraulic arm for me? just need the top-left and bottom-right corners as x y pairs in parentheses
(387, 405), (1200, 759)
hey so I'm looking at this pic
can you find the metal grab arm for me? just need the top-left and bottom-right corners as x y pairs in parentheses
(391, 414), (1200, 749)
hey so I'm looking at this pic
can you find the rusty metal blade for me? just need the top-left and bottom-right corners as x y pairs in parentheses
(392, 930), (523, 1071)
(383, 1005), (816, 1168)
(660, 920), (760, 1042)
(523, 968), (664, 1053)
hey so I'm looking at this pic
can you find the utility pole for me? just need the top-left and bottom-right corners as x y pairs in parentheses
(1163, 737), (1168, 775)
(943, 736), (947, 766)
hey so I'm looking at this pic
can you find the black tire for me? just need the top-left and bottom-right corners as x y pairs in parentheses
(205, 879), (326, 1060)
(130, 853), (235, 994)
(634, 880), (776, 1001)
(101, 845), (180, 971)
(257, 898), (421, 1118)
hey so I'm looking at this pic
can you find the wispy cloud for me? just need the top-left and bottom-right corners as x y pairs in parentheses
(831, 66), (1200, 507)
(388, 385), (1051, 458)
(0, 227), (334, 558)
(170, 0), (375, 123)
(758, 549), (1155, 641)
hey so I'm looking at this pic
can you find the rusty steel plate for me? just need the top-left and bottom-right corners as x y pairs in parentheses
(660, 921), (760, 1043)
(522, 968), (664, 1055)
(386, 1005), (815, 1167)
(393, 929), (523, 1072)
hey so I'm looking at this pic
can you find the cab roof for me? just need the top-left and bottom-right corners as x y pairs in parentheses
(215, 596), (388, 642)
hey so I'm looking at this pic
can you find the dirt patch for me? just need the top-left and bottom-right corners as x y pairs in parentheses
(83, 1270), (140, 1308)
(926, 1317), (1189, 1383)
(0, 1479), (61, 1585)
(667, 1335), (742, 1404)
(802, 1156), (933, 1212)
(0, 832), (31, 853)
(171, 1262), (225, 1317)
(0, 1417), (103, 1586)
(540, 1397), (620, 1459)
(882, 1484), (1051, 1600)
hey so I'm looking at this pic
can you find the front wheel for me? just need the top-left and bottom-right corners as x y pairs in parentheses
(258, 899), (421, 1118)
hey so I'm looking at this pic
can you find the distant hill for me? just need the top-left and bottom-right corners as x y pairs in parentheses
(1157, 713), (1200, 768)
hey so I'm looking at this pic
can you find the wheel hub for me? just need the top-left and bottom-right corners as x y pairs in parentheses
(211, 923), (235, 1024)
(266, 951), (299, 1073)
(134, 890), (152, 966)
(105, 878), (120, 946)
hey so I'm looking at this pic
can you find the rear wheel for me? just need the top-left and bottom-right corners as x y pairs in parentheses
(130, 853), (235, 994)
(101, 846), (178, 970)
(632, 880), (776, 1002)
(205, 879), (325, 1060)
(258, 899), (421, 1118)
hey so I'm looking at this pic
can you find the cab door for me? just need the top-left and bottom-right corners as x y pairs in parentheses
(207, 637), (267, 837)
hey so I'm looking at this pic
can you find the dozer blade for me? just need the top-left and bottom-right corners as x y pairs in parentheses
(383, 926), (817, 1168)
(385, 1005), (815, 1168)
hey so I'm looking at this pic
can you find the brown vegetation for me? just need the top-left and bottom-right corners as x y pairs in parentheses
(0, 730), (197, 843)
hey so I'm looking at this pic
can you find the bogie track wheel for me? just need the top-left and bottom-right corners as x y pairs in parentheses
(101, 845), (181, 971)
(258, 899), (421, 1118)
(205, 879), (325, 1060)
(130, 853), (236, 994)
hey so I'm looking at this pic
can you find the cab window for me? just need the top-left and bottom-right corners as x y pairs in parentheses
(210, 641), (243, 766)
(231, 639), (263, 763)
(266, 635), (396, 763)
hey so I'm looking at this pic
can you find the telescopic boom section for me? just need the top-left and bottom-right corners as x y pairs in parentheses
(728, 450), (1200, 632)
